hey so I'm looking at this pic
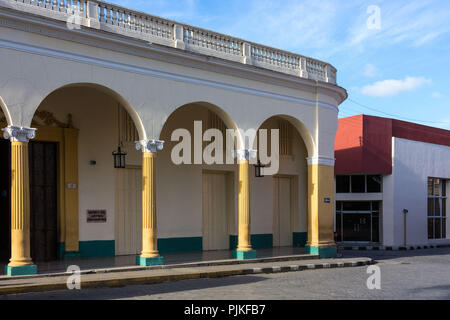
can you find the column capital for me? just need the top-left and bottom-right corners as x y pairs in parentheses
(135, 139), (164, 153)
(306, 156), (335, 166)
(2, 126), (37, 142)
(233, 149), (257, 161)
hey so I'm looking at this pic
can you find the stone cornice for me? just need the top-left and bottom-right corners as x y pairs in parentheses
(0, 6), (347, 106)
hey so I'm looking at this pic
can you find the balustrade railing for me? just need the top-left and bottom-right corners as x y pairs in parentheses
(1, 0), (337, 84)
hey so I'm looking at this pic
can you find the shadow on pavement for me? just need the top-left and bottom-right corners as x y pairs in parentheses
(1, 274), (269, 300)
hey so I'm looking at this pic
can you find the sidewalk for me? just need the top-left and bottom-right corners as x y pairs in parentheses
(0, 255), (373, 295)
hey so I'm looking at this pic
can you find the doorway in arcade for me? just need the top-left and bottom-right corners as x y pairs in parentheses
(0, 140), (58, 264)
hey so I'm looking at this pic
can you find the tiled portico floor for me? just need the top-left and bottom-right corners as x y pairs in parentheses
(1, 247), (306, 275)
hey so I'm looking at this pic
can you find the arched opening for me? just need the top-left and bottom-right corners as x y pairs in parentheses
(157, 102), (240, 254)
(251, 115), (312, 250)
(0, 84), (146, 264)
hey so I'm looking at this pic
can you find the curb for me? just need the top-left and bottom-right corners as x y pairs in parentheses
(341, 244), (450, 251)
(0, 258), (373, 296)
(0, 254), (318, 282)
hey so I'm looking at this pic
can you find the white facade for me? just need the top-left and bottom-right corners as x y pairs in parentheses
(383, 137), (450, 247)
(0, 1), (346, 261)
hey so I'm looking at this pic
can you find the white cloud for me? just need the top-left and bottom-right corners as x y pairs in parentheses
(361, 76), (432, 97)
(432, 92), (443, 99)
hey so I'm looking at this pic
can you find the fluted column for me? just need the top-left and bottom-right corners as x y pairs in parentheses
(2, 126), (37, 276)
(233, 149), (257, 260)
(135, 139), (164, 266)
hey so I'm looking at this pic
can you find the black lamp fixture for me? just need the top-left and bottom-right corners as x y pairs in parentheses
(112, 104), (127, 169)
(254, 160), (266, 178)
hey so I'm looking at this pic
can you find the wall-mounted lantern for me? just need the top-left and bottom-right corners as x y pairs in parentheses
(112, 104), (126, 169)
(112, 146), (127, 169)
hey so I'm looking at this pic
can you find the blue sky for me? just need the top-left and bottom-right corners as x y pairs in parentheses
(108, 0), (450, 129)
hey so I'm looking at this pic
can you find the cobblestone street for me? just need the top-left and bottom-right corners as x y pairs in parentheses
(3, 248), (449, 300)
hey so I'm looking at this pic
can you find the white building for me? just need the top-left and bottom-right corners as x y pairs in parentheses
(335, 115), (450, 248)
(0, 1), (347, 275)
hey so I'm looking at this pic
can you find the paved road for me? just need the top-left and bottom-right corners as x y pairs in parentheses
(2, 248), (450, 300)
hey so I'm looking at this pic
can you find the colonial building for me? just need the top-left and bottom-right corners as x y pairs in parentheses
(335, 115), (450, 248)
(0, 0), (347, 275)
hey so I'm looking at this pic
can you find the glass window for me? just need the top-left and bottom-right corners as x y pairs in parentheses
(428, 178), (447, 239)
(371, 201), (380, 211)
(351, 175), (365, 193)
(367, 175), (382, 193)
(428, 198), (434, 216)
(443, 218), (447, 238)
(343, 201), (371, 211)
(434, 179), (441, 196)
(428, 219), (434, 239)
(336, 176), (350, 193)
(428, 178), (434, 196)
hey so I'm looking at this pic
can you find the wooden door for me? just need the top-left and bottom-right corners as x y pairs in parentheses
(115, 167), (142, 255)
(202, 172), (229, 251)
(273, 177), (292, 247)
(29, 141), (58, 262)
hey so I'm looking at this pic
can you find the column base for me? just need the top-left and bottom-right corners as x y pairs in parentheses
(232, 250), (257, 260)
(5, 264), (37, 276)
(136, 256), (164, 266)
(305, 245), (337, 258)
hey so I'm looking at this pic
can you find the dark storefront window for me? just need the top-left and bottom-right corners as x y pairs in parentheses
(335, 201), (381, 243)
(336, 175), (382, 193)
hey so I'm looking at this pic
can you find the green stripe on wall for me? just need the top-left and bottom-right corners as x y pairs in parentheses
(158, 237), (202, 254)
(293, 232), (307, 247)
(79, 240), (115, 258)
(229, 234), (273, 250)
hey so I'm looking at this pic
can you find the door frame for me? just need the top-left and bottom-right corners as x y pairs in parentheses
(31, 125), (79, 257)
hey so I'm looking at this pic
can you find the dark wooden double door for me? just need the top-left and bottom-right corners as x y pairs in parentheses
(0, 140), (58, 262)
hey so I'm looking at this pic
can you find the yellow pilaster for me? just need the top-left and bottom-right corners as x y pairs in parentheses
(9, 141), (33, 267)
(306, 163), (336, 257)
(237, 159), (252, 252)
(141, 151), (159, 258)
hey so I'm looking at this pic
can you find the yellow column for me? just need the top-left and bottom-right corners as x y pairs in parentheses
(136, 139), (164, 266)
(2, 126), (37, 276)
(234, 150), (256, 259)
(306, 159), (336, 258)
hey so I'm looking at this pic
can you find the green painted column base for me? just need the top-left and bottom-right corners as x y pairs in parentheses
(232, 250), (257, 260)
(305, 245), (337, 258)
(5, 264), (38, 276)
(136, 256), (165, 266)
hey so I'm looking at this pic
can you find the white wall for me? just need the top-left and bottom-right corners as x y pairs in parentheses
(383, 137), (450, 246)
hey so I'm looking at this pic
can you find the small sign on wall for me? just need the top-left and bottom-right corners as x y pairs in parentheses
(87, 210), (107, 223)
(324, 198), (331, 203)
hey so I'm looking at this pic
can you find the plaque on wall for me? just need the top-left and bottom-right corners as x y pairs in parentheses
(87, 210), (107, 223)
